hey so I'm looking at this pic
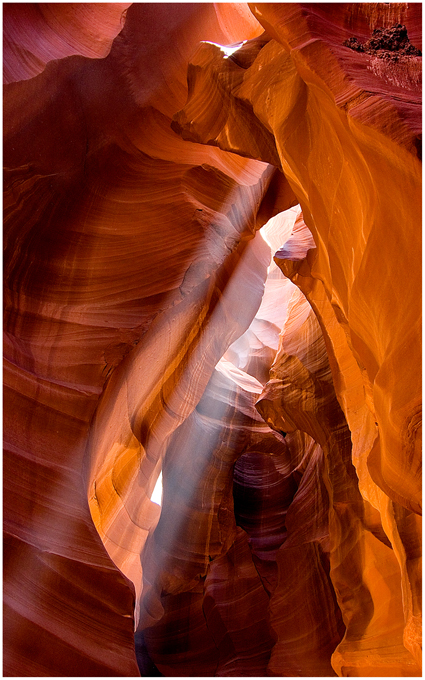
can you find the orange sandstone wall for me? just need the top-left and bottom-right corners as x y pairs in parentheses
(174, 3), (421, 674)
(3, 2), (422, 677)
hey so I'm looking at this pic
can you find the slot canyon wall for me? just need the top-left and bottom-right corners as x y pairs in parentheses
(3, 2), (421, 677)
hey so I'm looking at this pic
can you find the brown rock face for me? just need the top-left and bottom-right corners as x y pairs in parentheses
(3, 3), (421, 678)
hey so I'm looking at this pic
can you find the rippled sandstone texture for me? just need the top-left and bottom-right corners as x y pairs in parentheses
(3, 2), (422, 678)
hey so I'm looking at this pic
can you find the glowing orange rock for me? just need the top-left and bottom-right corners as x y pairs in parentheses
(3, 1), (421, 677)
(174, 2), (421, 675)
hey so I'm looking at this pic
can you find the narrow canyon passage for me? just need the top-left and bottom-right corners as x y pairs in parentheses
(3, 2), (422, 677)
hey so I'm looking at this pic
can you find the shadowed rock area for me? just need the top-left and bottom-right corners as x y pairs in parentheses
(344, 23), (422, 59)
(3, 2), (422, 677)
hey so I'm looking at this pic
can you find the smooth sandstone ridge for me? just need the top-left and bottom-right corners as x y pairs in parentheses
(3, 3), (421, 677)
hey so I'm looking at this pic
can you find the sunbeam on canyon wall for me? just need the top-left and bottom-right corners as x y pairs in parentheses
(3, 2), (421, 677)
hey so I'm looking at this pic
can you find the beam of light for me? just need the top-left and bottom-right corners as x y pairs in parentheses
(4, 8), (300, 669)
(87, 162), (275, 633)
(83, 25), (303, 645)
(136, 205), (304, 639)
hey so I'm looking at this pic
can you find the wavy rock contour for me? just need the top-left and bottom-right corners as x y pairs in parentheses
(3, 2), (422, 677)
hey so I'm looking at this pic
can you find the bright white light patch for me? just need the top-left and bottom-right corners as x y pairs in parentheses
(150, 471), (163, 506)
(215, 357), (264, 393)
(260, 205), (300, 253)
(202, 40), (246, 58)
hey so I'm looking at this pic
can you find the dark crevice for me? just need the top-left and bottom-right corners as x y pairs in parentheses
(134, 630), (162, 677)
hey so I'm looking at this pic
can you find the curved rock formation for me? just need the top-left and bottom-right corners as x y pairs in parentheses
(3, 3), (131, 83)
(3, 3), (270, 675)
(3, 2), (422, 677)
(173, 3), (422, 674)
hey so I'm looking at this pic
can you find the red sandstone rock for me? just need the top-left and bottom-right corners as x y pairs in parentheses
(3, 3), (131, 83)
(3, 3), (270, 675)
(3, 2), (422, 678)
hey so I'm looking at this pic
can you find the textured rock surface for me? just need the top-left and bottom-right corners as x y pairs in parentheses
(174, 3), (422, 674)
(3, 3), (269, 675)
(3, 2), (422, 678)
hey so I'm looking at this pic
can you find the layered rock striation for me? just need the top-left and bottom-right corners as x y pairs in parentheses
(3, 2), (422, 677)
(174, 3), (422, 673)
